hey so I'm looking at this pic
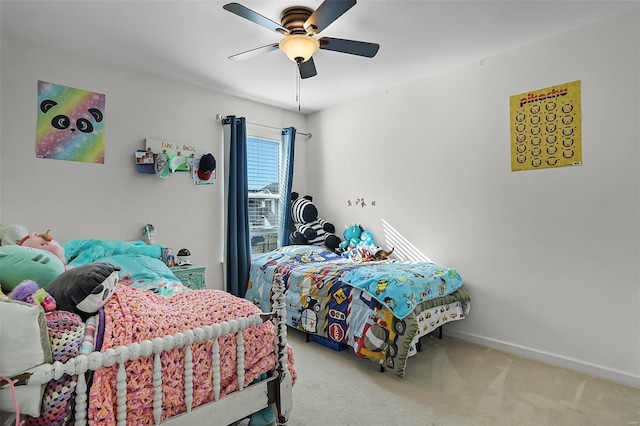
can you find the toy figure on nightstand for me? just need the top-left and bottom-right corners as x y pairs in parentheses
(170, 249), (205, 290)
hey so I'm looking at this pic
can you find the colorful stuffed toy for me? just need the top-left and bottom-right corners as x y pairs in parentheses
(339, 223), (395, 262)
(9, 280), (57, 312)
(340, 223), (365, 253)
(289, 192), (341, 251)
(46, 262), (120, 320)
(18, 229), (68, 266)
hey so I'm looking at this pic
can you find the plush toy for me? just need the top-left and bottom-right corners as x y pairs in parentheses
(0, 223), (29, 246)
(0, 245), (66, 292)
(18, 229), (68, 266)
(46, 262), (120, 320)
(9, 280), (57, 312)
(339, 223), (395, 262)
(289, 192), (341, 251)
(339, 223), (365, 252)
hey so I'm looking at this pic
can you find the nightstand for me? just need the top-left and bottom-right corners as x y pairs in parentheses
(171, 264), (206, 290)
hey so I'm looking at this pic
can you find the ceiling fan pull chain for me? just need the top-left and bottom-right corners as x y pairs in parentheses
(296, 62), (301, 111)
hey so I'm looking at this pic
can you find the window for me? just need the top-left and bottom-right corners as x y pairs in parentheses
(247, 136), (281, 255)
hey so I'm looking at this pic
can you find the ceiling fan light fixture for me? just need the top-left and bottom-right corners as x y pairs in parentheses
(279, 34), (319, 63)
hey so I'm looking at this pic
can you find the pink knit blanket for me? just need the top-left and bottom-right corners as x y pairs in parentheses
(88, 285), (296, 425)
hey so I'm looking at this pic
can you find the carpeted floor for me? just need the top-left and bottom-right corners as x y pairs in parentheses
(283, 329), (640, 426)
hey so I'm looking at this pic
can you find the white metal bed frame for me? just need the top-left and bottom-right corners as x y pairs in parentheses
(2, 275), (292, 426)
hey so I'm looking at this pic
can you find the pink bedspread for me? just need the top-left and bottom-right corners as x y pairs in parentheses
(88, 285), (295, 425)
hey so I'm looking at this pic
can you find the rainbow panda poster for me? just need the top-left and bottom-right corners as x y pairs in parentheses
(36, 81), (106, 163)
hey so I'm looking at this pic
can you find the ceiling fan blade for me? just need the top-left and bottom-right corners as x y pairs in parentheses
(229, 43), (280, 61)
(319, 37), (379, 58)
(298, 57), (317, 79)
(223, 3), (289, 35)
(304, 0), (356, 35)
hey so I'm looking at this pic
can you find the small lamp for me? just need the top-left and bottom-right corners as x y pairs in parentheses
(177, 248), (192, 266)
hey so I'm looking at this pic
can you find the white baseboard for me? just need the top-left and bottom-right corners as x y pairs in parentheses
(445, 329), (640, 390)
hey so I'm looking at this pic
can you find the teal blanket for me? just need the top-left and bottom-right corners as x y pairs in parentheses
(62, 239), (162, 266)
(60, 239), (185, 296)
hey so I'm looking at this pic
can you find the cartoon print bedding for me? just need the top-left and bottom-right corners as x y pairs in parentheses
(246, 245), (471, 376)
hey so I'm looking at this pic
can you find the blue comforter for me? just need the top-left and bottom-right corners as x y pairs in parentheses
(249, 245), (463, 320)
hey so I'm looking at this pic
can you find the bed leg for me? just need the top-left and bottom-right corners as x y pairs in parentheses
(305, 333), (310, 343)
(379, 364), (385, 373)
(272, 274), (292, 425)
(276, 373), (293, 425)
(438, 325), (443, 339)
(416, 339), (422, 352)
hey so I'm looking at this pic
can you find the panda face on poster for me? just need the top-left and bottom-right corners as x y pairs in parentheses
(40, 99), (103, 135)
(36, 80), (106, 163)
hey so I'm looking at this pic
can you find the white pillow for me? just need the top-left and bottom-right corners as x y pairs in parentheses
(0, 298), (52, 417)
(0, 223), (28, 246)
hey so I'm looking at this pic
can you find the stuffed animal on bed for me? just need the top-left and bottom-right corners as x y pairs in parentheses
(0, 245), (66, 292)
(289, 192), (341, 252)
(9, 280), (57, 312)
(18, 229), (68, 266)
(46, 262), (120, 320)
(340, 223), (364, 253)
(339, 223), (395, 262)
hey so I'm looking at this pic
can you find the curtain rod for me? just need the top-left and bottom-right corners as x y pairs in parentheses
(215, 114), (311, 139)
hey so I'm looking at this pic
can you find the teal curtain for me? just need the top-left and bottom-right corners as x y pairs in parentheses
(223, 116), (251, 297)
(278, 127), (296, 247)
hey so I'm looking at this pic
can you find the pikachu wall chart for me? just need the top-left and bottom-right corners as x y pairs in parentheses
(510, 81), (581, 172)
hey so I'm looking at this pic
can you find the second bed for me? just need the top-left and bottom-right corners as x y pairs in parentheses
(246, 245), (471, 376)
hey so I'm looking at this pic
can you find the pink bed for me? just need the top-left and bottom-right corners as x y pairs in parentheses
(1, 272), (294, 426)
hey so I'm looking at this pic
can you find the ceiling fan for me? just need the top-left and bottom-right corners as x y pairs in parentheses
(223, 0), (380, 79)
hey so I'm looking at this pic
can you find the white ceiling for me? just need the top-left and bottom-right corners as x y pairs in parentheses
(1, 0), (638, 114)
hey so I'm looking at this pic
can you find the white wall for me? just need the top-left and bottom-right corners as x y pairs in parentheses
(307, 11), (640, 387)
(0, 35), (308, 289)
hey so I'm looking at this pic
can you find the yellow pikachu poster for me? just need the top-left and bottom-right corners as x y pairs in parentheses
(510, 81), (581, 171)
